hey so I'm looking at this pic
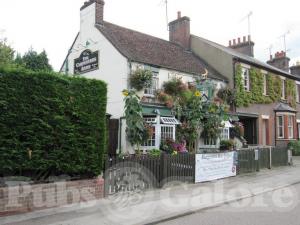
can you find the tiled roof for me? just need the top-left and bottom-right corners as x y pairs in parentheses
(192, 35), (300, 81)
(274, 102), (296, 112)
(96, 22), (227, 81)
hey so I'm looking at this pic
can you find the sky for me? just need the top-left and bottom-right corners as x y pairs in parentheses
(0, 0), (300, 71)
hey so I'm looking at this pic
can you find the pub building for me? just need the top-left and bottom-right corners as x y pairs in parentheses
(60, 0), (228, 155)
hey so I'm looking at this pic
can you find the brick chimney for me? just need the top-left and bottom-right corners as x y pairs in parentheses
(81, 0), (105, 25)
(169, 11), (191, 49)
(290, 61), (300, 76)
(228, 35), (255, 57)
(267, 51), (290, 72)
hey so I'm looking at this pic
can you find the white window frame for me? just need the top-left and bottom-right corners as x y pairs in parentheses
(288, 115), (294, 139)
(141, 116), (176, 150)
(220, 128), (230, 140)
(160, 125), (176, 142)
(144, 71), (159, 97)
(242, 67), (250, 91)
(277, 115), (284, 139)
(263, 73), (267, 95)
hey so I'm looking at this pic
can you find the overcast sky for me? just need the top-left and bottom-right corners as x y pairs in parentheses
(1, 0), (300, 71)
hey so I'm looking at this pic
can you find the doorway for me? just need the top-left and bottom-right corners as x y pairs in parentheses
(239, 117), (258, 145)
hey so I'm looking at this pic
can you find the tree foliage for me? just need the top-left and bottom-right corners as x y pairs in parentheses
(16, 48), (53, 72)
(0, 39), (15, 66)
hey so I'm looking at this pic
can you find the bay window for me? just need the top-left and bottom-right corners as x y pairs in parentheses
(220, 128), (230, 140)
(277, 115), (284, 139)
(141, 116), (178, 150)
(288, 115), (294, 139)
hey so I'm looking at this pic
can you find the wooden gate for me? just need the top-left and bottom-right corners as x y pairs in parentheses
(107, 119), (119, 157)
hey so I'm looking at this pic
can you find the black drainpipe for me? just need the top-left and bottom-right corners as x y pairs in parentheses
(232, 58), (238, 112)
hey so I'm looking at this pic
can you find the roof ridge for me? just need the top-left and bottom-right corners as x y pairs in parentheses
(101, 21), (190, 50)
(191, 34), (300, 80)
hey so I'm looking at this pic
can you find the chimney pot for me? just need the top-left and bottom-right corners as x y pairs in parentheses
(248, 35), (251, 42)
(229, 40), (232, 46)
(233, 39), (236, 45)
(177, 11), (181, 19)
(243, 36), (246, 43)
(238, 37), (241, 44)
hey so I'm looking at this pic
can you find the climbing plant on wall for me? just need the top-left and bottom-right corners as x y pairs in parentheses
(234, 64), (297, 108)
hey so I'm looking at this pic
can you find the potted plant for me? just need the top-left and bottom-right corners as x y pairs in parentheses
(129, 69), (152, 98)
(220, 139), (235, 151)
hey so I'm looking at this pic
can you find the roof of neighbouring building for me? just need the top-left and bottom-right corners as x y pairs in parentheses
(274, 102), (296, 112)
(192, 35), (300, 81)
(141, 104), (173, 117)
(95, 22), (227, 81)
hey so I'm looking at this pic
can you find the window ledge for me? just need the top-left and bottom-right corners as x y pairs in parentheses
(276, 138), (297, 141)
(144, 94), (156, 98)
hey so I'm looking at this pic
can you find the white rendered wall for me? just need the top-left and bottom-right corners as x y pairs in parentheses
(67, 3), (128, 119)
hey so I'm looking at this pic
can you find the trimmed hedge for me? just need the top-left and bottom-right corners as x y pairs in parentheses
(0, 67), (107, 178)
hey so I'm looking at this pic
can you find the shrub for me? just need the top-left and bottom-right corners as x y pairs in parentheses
(148, 149), (161, 157)
(0, 66), (107, 178)
(162, 78), (187, 96)
(129, 69), (152, 91)
(220, 140), (235, 151)
(288, 141), (300, 156)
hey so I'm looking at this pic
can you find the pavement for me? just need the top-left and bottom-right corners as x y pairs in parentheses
(158, 182), (300, 225)
(1, 157), (300, 225)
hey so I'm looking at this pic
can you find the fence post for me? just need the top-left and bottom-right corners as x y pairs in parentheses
(269, 147), (272, 169)
(255, 149), (260, 172)
(159, 153), (166, 188)
(104, 157), (110, 197)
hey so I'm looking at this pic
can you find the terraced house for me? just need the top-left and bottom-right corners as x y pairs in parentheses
(191, 35), (300, 147)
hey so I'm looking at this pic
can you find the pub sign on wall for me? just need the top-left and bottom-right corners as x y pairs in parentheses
(74, 49), (99, 74)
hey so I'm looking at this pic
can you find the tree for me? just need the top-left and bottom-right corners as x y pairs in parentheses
(16, 48), (53, 72)
(0, 39), (15, 66)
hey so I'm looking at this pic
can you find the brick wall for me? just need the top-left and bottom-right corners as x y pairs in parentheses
(0, 178), (104, 217)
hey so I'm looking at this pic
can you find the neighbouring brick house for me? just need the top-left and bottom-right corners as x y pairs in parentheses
(60, 0), (228, 154)
(191, 35), (300, 147)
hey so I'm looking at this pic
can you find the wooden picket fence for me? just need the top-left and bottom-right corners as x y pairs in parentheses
(104, 147), (289, 196)
(104, 153), (195, 196)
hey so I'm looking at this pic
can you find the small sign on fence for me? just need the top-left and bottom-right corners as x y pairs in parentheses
(195, 152), (237, 183)
(255, 149), (259, 160)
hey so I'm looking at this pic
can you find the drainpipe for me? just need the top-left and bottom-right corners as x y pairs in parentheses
(65, 49), (72, 75)
(232, 58), (237, 113)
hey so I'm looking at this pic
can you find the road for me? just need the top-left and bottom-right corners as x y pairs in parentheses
(157, 183), (300, 225)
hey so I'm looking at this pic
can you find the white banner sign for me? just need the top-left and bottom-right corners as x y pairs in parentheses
(195, 152), (237, 183)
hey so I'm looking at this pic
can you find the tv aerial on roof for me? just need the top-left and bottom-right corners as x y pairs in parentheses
(240, 11), (253, 38)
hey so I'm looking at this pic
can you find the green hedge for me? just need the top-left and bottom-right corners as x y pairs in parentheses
(288, 141), (300, 156)
(0, 67), (107, 177)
